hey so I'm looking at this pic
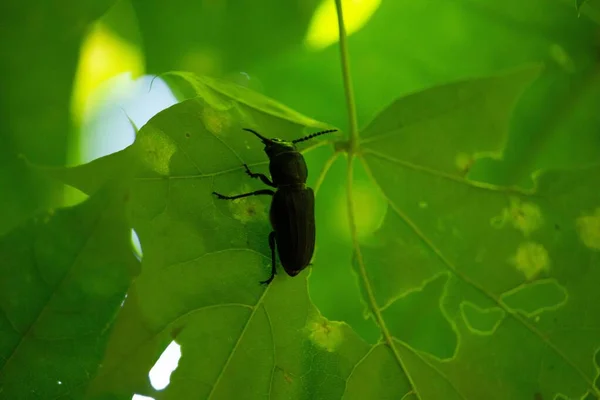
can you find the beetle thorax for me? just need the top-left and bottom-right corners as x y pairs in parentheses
(268, 150), (308, 187)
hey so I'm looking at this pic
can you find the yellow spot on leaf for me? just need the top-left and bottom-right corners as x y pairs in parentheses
(228, 186), (267, 224)
(491, 197), (543, 237)
(511, 242), (550, 280)
(549, 44), (575, 73)
(136, 128), (177, 176)
(307, 316), (343, 352)
(455, 152), (473, 174)
(576, 208), (600, 251)
(202, 107), (232, 135)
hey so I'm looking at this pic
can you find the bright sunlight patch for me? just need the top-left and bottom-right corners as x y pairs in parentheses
(71, 23), (143, 122)
(305, 0), (381, 50)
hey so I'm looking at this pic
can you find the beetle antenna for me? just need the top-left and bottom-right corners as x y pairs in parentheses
(243, 128), (272, 143)
(292, 129), (337, 144)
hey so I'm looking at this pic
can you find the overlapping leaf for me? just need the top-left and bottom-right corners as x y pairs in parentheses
(0, 185), (139, 398)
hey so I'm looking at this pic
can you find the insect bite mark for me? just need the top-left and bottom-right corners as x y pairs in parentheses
(307, 316), (343, 352)
(576, 207), (600, 251)
(510, 242), (550, 280)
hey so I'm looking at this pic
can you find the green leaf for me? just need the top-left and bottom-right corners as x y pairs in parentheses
(0, 0), (117, 234)
(360, 66), (542, 177)
(0, 185), (139, 398)
(162, 72), (334, 131)
(344, 69), (600, 398)
(42, 75), (374, 398)
(90, 258), (373, 399)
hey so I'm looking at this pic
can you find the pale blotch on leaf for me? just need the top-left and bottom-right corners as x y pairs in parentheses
(549, 43), (575, 72)
(335, 180), (387, 241)
(511, 242), (550, 280)
(202, 107), (232, 135)
(491, 197), (543, 236)
(136, 128), (176, 175)
(307, 316), (343, 352)
(42, 209), (56, 224)
(576, 208), (600, 251)
(455, 152), (473, 175)
(228, 186), (267, 224)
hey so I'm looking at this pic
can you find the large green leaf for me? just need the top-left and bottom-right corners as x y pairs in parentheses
(347, 70), (600, 398)
(45, 76), (376, 399)
(309, 66), (543, 343)
(0, 184), (139, 398)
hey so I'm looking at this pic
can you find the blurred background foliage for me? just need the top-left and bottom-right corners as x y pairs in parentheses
(0, 0), (599, 395)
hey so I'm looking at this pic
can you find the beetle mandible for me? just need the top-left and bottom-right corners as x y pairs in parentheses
(212, 127), (337, 285)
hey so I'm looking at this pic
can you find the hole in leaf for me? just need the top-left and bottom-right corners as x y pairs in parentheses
(131, 229), (143, 260)
(132, 395), (154, 400)
(149, 340), (181, 390)
(120, 293), (128, 308)
(72, 71), (177, 165)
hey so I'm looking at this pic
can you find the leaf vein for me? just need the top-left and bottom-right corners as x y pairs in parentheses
(363, 149), (532, 195)
(206, 286), (271, 399)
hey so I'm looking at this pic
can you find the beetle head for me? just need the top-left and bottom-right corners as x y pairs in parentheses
(262, 137), (296, 158)
(243, 128), (337, 158)
(243, 129), (296, 158)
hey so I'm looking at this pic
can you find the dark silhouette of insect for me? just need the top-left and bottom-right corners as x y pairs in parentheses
(212, 127), (337, 284)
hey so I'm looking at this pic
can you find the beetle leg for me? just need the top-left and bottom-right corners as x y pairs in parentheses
(243, 164), (276, 188)
(212, 189), (275, 200)
(260, 231), (277, 285)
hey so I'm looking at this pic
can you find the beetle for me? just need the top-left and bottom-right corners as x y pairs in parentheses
(212, 127), (337, 284)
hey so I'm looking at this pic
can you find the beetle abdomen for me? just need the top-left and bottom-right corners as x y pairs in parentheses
(269, 187), (315, 276)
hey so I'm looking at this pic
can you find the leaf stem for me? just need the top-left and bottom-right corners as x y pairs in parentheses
(334, 0), (360, 152)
